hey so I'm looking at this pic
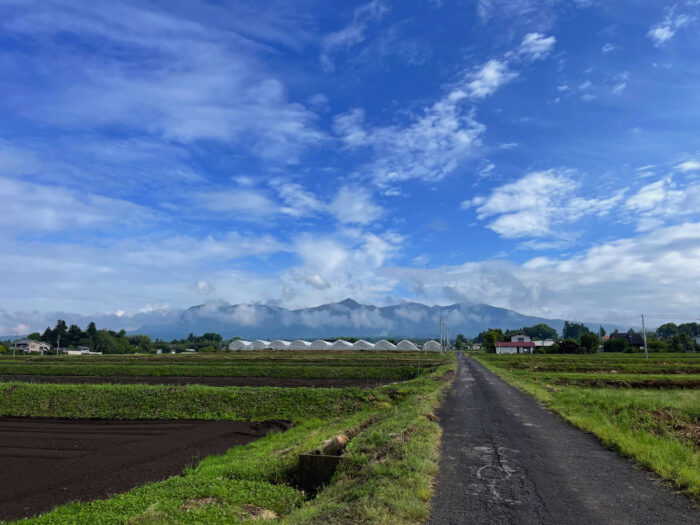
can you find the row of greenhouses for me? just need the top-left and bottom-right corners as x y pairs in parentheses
(228, 339), (442, 351)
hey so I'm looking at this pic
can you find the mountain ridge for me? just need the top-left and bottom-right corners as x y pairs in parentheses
(133, 299), (587, 340)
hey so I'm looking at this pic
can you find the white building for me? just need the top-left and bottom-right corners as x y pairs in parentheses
(353, 339), (375, 350)
(229, 340), (252, 350)
(331, 340), (354, 350)
(252, 340), (271, 350)
(15, 339), (51, 354)
(270, 340), (291, 350)
(422, 340), (441, 352)
(374, 339), (397, 350)
(290, 340), (311, 350)
(396, 340), (419, 351)
(310, 340), (332, 350)
(495, 334), (535, 354)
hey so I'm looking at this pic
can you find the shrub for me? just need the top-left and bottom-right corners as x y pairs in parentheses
(603, 338), (628, 353)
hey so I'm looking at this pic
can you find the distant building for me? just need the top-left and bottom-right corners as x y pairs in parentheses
(15, 339), (50, 354)
(533, 339), (556, 347)
(495, 334), (535, 354)
(610, 332), (645, 348)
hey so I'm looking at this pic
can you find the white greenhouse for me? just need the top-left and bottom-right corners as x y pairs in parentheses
(229, 340), (252, 350)
(374, 339), (397, 350)
(352, 339), (375, 350)
(252, 340), (271, 350)
(331, 340), (354, 350)
(270, 340), (291, 350)
(422, 340), (441, 352)
(397, 340), (419, 351)
(290, 340), (311, 350)
(310, 340), (332, 350)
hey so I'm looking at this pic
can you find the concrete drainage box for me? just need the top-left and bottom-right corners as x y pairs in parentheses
(297, 453), (345, 493)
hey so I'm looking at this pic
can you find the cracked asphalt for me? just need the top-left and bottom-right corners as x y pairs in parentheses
(426, 353), (699, 524)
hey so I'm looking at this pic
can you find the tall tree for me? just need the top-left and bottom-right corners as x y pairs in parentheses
(563, 321), (592, 341)
(657, 323), (678, 339)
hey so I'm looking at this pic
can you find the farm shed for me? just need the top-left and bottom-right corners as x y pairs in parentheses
(270, 340), (291, 350)
(290, 340), (311, 350)
(397, 340), (419, 351)
(228, 340), (252, 350)
(353, 339), (375, 350)
(252, 340), (271, 350)
(310, 340), (332, 350)
(422, 340), (441, 352)
(374, 339), (397, 350)
(331, 340), (354, 350)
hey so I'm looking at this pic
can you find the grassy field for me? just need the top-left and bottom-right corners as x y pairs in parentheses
(473, 352), (700, 499)
(0, 352), (444, 381)
(2, 351), (456, 524)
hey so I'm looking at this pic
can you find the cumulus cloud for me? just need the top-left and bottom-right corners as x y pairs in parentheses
(462, 170), (623, 238)
(624, 177), (700, 231)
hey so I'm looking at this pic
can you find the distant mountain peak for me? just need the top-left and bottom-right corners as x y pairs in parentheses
(337, 298), (362, 308)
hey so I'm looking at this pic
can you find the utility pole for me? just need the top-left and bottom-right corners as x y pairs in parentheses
(13, 328), (18, 356)
(57, 334), (61, 356)
(599, 325), (604, 353)
(439, 316), (446, 355)
(641, 314), (648, 360)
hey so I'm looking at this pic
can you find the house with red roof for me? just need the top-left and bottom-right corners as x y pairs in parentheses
(495, 334), (536, 355)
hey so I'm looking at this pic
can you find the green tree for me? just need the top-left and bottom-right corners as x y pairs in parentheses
(66, 324), (83, 347)
(40, 327), (53, 343)
(670, 333), (695, 352)
(603, 338), (628, 353)
(27, 332), (42, 341)
(678, 322), (700, 337)
(482, 328), (505, 353)
(563, 321), (592, 341)
(53, 320), (68, 344)
(454, 333), (469, 350)
(579, 333), (600, 354)
(656, 323), (678, 339)
(522, 323), (558, 340)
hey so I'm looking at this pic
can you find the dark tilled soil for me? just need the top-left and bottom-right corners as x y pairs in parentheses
(0, 418), (290, 521)
(426, 353), (699, 525)
(0, 375), (391, 388)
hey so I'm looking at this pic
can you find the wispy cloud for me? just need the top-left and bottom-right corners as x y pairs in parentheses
(647, 7), (694, 46)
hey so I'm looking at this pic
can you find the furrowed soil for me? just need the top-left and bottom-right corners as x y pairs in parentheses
(0, 375), (391, 388)
(0, 418), (290, 522)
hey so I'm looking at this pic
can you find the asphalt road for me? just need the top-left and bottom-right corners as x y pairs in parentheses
(427, 353), (699, 524)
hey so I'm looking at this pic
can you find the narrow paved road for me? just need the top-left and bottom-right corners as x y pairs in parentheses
(427, 353), (699, 524)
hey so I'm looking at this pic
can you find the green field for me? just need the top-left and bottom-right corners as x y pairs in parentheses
(473, 352), (700, 499)
(0, 351), (443, 381)
(1, 351), (456, 524)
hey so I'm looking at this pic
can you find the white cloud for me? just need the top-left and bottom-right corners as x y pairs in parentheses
(624, 177), (700, 231)
(1, 2), (323, 160)
(462, 170), (623, 238)
(601, 43), (617, 53)
(323, 0), (388, 50)
(611, 82), (627, 94)
(519, 32), (556, 60)
(676, 160), (700, 172)
(647, 9), (694, 46)
(0, 177), (158, 233)
(465, 59), (518, 98)
(334, 93), (485, 184)
(329, 185), (383, 225)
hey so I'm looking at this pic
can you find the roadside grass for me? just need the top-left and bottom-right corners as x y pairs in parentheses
(473, 353), (700, 499)
(6, 356), (457, 525)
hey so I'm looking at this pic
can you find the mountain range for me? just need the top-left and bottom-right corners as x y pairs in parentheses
(133, 299), (587, 340)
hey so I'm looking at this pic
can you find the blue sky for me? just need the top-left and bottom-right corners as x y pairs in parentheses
(2, 0), (700, 332)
